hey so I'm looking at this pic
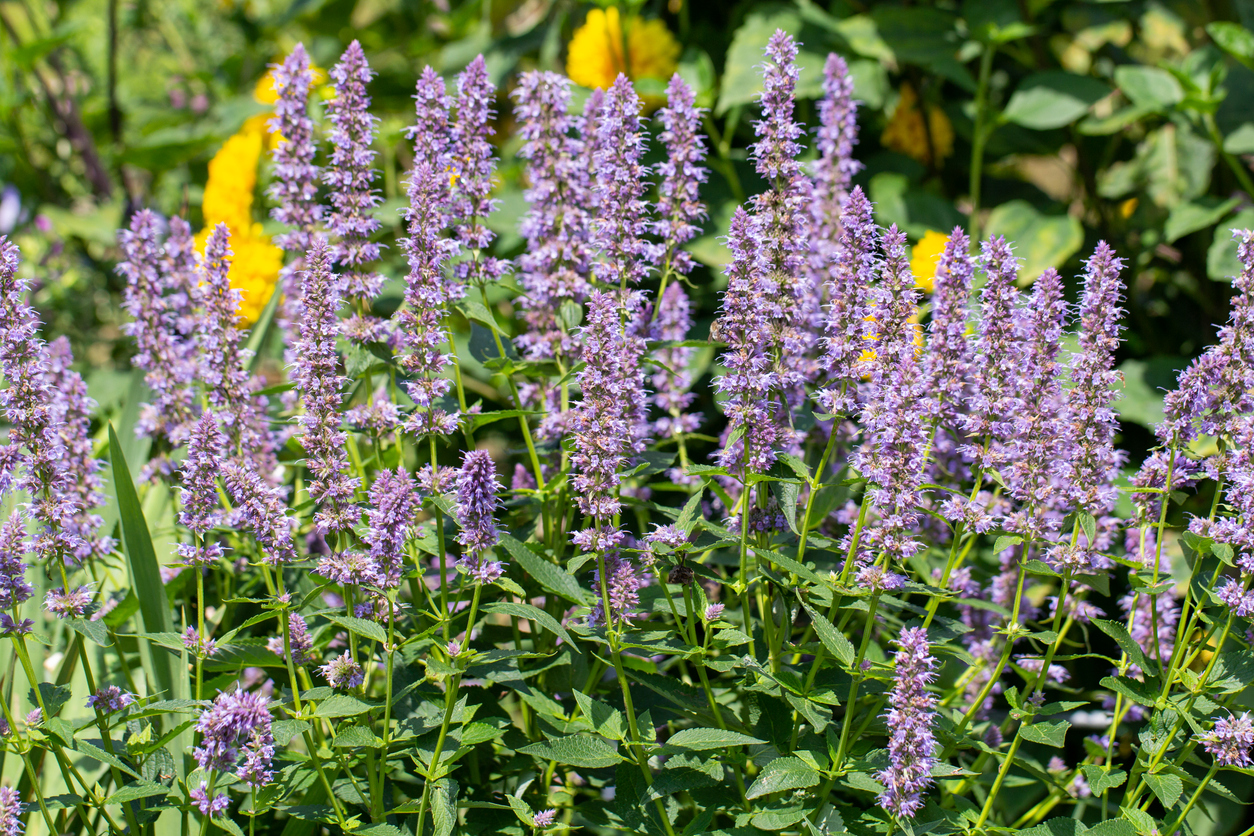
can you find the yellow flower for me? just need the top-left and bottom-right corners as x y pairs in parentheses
(910, 230), (950, 294)
(1120, 197), (1138, 219)
(199, 122), (281, 324)
(882, 83), (953, 168)
(566, 7), (679, 107)
(858, 312), (924, 368)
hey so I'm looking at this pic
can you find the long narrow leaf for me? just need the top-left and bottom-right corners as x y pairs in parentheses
(107, 424), (191, 777)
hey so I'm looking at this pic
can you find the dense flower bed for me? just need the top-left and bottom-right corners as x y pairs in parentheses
(3, 28), (1254, 836)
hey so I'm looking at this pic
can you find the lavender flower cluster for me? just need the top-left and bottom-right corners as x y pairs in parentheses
(4, 31), (1254, 836)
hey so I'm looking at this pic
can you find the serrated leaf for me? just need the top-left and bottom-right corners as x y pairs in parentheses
(801, 602), (855, 667)
(771, 480), (801, 534)
(572, 691), (625, 741)
(1020, 719), (1069, 748)
(484, 601), (573, 647)
(313, 695), (375, 718)
(745, 757), (821, 799)
(432, 778), (457, 836)
(1093, 618), (1152, 675)
(105, 781), (171, 805)
(1144, 771), (1183, 808)
(332, 725), (378, 748)
(519, 734), (624, 769)
(325, 615), (388, 644)
(664, 728), (765, 751)
(499, 535), (584, 605)
(1081, 764), (1127, 796)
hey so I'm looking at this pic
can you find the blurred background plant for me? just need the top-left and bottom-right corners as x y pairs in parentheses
(2, 0), (1254, 460)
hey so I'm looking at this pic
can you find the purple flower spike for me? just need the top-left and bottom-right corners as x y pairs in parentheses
(190, 782), (229, 818)
(117, 209), (198, 442)
(0, 786), (21, 836)
(960, 237), (1022, 469)
(320, 651), (364, 690)
(293, 237), (360, 533)
(588, 551), (645, 628)
(812, 53), (862, 221)
(325, 41), (385, 337)
(87, 685), (136, 714)
(193, 688), (272, 777)
(223, 461), (296, 565)
(513, 71), (596, 361)
(714, 207), (780, 475)
(456, 450), (502, 555)
(876, 627), (938, 819)
(268, 44), (323, 254)
(817, 187), (878, 415)
(650, 283), (701, 444)
(652, 75), (708, 276)
(922, 229), (974, 427)
(855, 228), (929, 564)
(267, 612), (313, 666)
(1004, 268), (1068, 540)
(1161, 230), (1254, 444)
(364, 468), (418, 589)
(0, 512), (32, 610)
(1201, 712), (1254, 767)
(593, 75), (651, 289)
(197, 225), (277, 477)
(1053, 242), (1127, 571)
(180, 411), (225, 536)
(752, 31), (811, 397)
(450, 56), (506, 288)
(45, 585), (92, 619)
(397, 69), (461, 440)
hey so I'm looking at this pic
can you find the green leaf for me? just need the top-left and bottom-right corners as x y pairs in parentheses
(992, 534), (1022, 554)
(108, 425), (189, 759)
(1115, 359), (1168, 429)
(1209, 649), (1254, 693)
(484, 601), (573, 647)
(499, 535), (585, 605)
(1020, 719), (1069, 748)
(716, 11), (829, 114)
(313, 695), (375, 718)
(325, 615), (388, 644)
(1164, 197), (1240, 243)
(75, 738), (141, 778)
(519, 734), (624, 769)
(1101, 675), (1158, 706)
(771, 479), (801, 535)
(676, 489), (705, 534)
(245, 283), (283, 374)
(332, 725), (378, 748)
(105, 781), (171, 805)
(1092, 619), (1152, 674)
(1208, 22), (1254, 70)
(801, 603), (855, 667)
(1208, 209), (1254, 281)
(1002, 71), (1111, 130)
(1114, 65), (1184, 111)
(571, 691), (625, 741)
(984, 200), (1083, 282)
(432, 778), (457, 836)
(663, 728), (765, 751)
(1081, 764), (1127, 796)
(67, 617), (112, 647)
(746, 757), (822, 800)
(1144, 771), (1183, 808)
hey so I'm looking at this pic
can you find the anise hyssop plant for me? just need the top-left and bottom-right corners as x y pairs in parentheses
(2, 28), (1253, 836)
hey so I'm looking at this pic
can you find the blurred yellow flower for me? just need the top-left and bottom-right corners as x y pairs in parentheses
(910, 230), (950, 294)
(858, 311), (924, 368)
(1120, 197), (1138, 219)
(882, 84), (953, 168)
(566, 7), (679, 106)
(198, 121), (282, 324)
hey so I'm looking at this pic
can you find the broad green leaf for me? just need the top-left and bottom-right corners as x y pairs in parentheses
(313, 695), (375, 718)
(1164, 196), (1241, 243)
(1143, 771), (1183, 808)
(1114, 65), (1183, 111)
(499, 534), (585, 605)
(432, 778), (457, 836)
(325, 615), (388, 644)
(801, 603), (855, 667)
(1092, 619), (1152, 674)
(484, 601), (573, 647)
(332, 725), (378, 748)
(1081, 764), (1128, 796)
(746, 757), (822, 799)
(663, 728), (765, 751)
(572, 691), (626, 741)
(1002, 71), (1111, 130)
(1208, 209), (1254, 281)
(519, 734), (624, 769)
(1115, 360), (1166, 429)
(983, 200), (1083, 282)
(1020, 719), (1069, 748)
(716, 10), (828, 114)
(1209, 22), (1254, 70)
(105, 781), (171, 805)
